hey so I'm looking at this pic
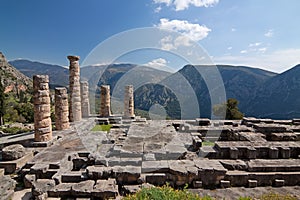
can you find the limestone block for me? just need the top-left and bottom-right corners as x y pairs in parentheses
(145, 173), (167, 186)
(71, 180), (94, 196)
(269, 147), (279, 159)
(220, 180), (231, 188)
(230, 147), (239, 159)
(248, 179), (257, 188)
(2, 144), (26, 161)
(274, 179), (285, 187)
(193, 180), (203, 188)
(92, 178), (118, 199)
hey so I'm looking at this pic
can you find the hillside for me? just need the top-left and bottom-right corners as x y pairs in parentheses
(9, 59), (69, 88)
(0, 52), (32, 93)
(247, 64), (300, 119)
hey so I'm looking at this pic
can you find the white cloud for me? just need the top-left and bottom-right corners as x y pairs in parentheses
(146, 58), (168, 68)
(227, 46), (232, 50)
(214, 48), (300, 73)
(258, 47), (267, 53)
(155, 6), (162, 13)
(265, 29), (274, 37)
(153, 0), (172, 6)
(249, 42), (261, 47)
(157, 18), (211, 41)
(153, 0), (218, 11)
(231, 28), (236, 32)
(240, 50), (247, 54)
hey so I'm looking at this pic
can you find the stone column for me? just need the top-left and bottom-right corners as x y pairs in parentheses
(33, 75), (52, 142)
(55, 87), (69, 130)
(99, 85), (111, 117)
(80, 81), (90, 118)
(124, 85), (135, 118)
(68, 55), (82, 122)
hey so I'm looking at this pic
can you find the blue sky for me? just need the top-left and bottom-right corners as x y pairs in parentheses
(1, 0), (300, 73)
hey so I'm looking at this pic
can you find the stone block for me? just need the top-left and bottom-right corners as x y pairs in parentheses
(61, 171), (85, 183)
(122, 185), (141, 195)
(145, 173), (167, 186)
(32, 179), (55, 197)
(24, 174), (36, 188)
(246, 147), (256, 159)
(86, 166), (112, 180)
(229, 147), (239, 159)
(48, 183), (73, 197)
(220, 180), (231, 188)
(113, 166), (141, 184)
(269, 147), (279, 159)
(71, 180), (95, 197)
(280, 147), (291, 159)
(92, 178), (118, 199)
(142, 160), (169, 173)
(192, 180), (203, 188)
(248, 179), (257, 188)
(2, 144), (26, 161)
(143, 153), (156, 161)
(274, 179), (285, 187)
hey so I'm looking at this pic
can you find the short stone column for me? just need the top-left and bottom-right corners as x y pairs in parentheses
(124, 85), (135, 118)
(68, 55), (82, 122)
(33, 75), (52, 142)
(80, 81), (90, 118)
(100, 85), (111, 117)
(55, 87), (69, 130)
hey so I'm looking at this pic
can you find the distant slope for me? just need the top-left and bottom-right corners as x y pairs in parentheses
(0, 53), (32, 93)
(247, 64), (300, 119)
(9, 59), (69, 88)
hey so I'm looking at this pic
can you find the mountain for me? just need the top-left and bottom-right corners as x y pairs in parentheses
(9, 59), (69, 88)
(156, 64), (277, 118)
(247, 64), (300, 119)
(0, 52), (32, 93)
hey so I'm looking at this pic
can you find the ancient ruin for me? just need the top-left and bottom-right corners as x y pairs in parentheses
(80, 81), (90, 118)
(99, 85), (111, 117)
(55, 87), (70, 130)
(124, 85), (135, 118)
(68, 55), (82, 122)
(33, 75), (52, 142)
(1, 63), (300, 199)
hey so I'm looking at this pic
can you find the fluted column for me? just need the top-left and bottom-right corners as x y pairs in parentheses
(68, 55), (82, 122)
(33, 75), (52, 142)
(124, 85), (135, 118)
(55, 87), (70, 130)
(80, 81), (90, 118)
(99, 85), (111, 117)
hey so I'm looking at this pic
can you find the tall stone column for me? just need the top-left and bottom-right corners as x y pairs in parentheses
(33, 75), (52, 142)
(68, 55), (82, 122)
(55, 87), (70, 130)
(124, 85), (135, 118)
(100, 85), (111, 117)
(80, 81), (90, 118)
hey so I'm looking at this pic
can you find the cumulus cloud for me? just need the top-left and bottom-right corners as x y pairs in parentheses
(240, 50), (247, 54)
(264, 29), (274, 37)
(158, 18), (211, 41)
(146, 58), (168, 68)
(153, 0), (219, 11)
(249, 42), (261, 47)
(227, 46), (232, 50)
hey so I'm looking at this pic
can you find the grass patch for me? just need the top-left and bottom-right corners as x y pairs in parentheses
(91, 124), (112, 132)
(123, 184), (212, 200)
(202, 141), (215, 146)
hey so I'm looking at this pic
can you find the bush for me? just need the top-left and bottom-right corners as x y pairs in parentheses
(123, 184), (212, 200)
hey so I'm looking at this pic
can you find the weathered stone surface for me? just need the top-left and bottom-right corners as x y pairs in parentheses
(68, 55), (82, 122)
(99, 85), (111, 117)
(33, 74), (52, 142)
(24, 174), (36, 188)
(55, 87), (69, 130)
(32, 179), (55, 197)
(145, 173), (167, 186)
(48, 183), (73, 197)
(219, 160), (247, 171)
(2, 144), (26, 161)
(142, 160), (169, 173)
(0, 175), (16, 200)
(71, 180), (94, 197)
(124, 85), (135, 118)
(80, 81), (90, 118)
(92, 178), (118, 199)
(247, 159), (300, 172)
(113, 165), (141, 184)
(86, 165), (112, 179)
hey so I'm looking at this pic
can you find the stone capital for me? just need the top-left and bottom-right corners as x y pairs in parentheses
(67, 55), (80, 62)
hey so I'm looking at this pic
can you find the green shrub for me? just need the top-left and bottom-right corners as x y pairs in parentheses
(123, 184), (212, 200)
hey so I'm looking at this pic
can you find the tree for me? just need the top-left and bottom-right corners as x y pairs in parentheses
(0, 78), (4, 125)
(213, 98), (244, 120)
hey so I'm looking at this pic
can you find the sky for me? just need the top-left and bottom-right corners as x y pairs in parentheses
(1, 0), (300, 73)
